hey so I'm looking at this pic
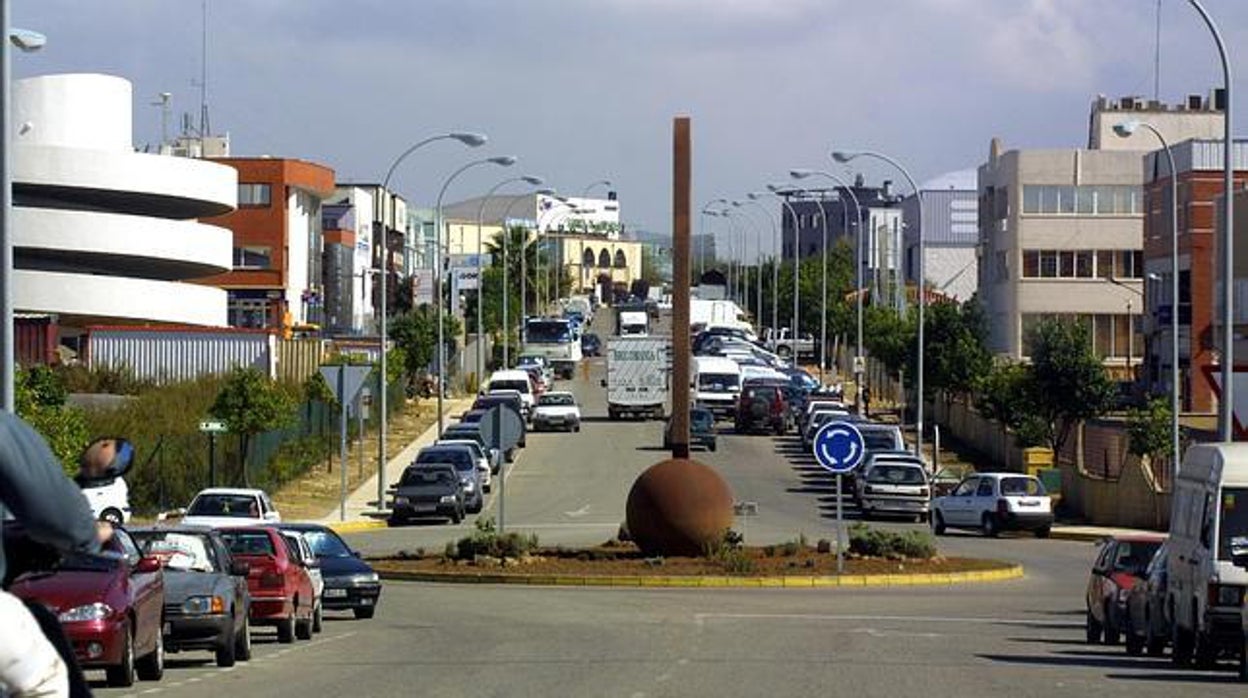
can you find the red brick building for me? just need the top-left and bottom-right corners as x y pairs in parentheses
(1142, 139), (1248, 413)
(198, 158), (336, 330)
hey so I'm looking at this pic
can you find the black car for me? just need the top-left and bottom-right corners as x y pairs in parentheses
(277, 524), (381, 620)
(663, 408), (718, 452)
(389, 463), (466, 525)
(130, 526), (252, 667)
(581, 332), (602, 357)
(471, 394), (529, 446)
(442, 423), (502, 474)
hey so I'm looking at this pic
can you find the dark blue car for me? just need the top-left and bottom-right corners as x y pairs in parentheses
(278, 523), (381, 620)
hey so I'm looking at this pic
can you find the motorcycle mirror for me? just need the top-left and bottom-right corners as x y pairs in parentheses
(76, 437), (135, 486)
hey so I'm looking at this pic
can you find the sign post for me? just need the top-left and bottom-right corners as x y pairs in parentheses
(812, 420), (866, 574)
(320, 365), (372, 521)
(479, 404), (525, 533)
(198, 420), (227, 488)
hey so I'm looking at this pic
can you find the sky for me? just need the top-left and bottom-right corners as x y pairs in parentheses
(14, 0), (1248, 255)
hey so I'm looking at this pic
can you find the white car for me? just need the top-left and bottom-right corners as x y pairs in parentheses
(81, 476), (131, 524)
(279, 529), (325, 635)
(181, 488), (282, 528)
(531, 392), (581, 432)
(436, 439), (493, 492)
(931, 472), (1053, 538)
(854, 458), (931, 522)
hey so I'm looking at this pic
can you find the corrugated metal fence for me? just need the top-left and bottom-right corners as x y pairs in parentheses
(87, 327), (329, 384)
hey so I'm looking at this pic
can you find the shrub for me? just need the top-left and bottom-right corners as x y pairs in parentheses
(780, 540), (801, 557)
(716, 548), (757, 575)
(848, 524), (936, 559)
(450, 519), (539, 561)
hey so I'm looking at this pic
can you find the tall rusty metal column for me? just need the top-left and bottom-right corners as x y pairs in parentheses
(671, 117), (692, 459)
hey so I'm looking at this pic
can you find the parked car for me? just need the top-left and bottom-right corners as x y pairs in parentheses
(5, 524), (166, 687)
(854, 457), (931, 522)
(483, 369), (538, 414)
(802, 408), (852, 449)
(389, 463), (466, 525)
(415, 446), (484, 513)
(734, 381), (789, 435)
(436, 438), (494, 491)
(663, 407), (718, 452)
(1086, 534), (1166, 647)
(279, 529), (324, 635)
(471, 394), (529, 447)
(131, 526), (252, 667)
(581, 332), (602, 357)
(218, 527), (315, 644)
(931, 473), (1053, 538)
(532, 391), (582, 432)
(1124, 541), (1171, 657)
(858, 424), (907, 455)
(442, 422), (503, 474)
(181, 488), (281, 528)
(79, 474), (132, 525)
(277, 524), (381, 620)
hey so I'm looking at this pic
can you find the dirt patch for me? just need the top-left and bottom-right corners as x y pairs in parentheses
(371, 542), (1013, 578)
(271, 399), (440, 521)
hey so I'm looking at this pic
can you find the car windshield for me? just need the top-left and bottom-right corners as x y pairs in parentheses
(1112, 540), (1162, 574)
(867, 465), (927, 485)
(1219, 487), (1248, 561)
(220, 531), (276, 557)
(539, 394), (575, 406)
(133, 532), (216, 572)
(401, 467), (456, 487)
(527, 321), (572, 343)
(698, 373), (739, 392)
(862, 431), (899, 451)
(1000, 477), (1046, 496)
(300, 529), (353, 558)
(187, 494), (260, 518)
(416, 450), (472, 471)
(691, 411), (713, 428)
(491, 380), (530, 394)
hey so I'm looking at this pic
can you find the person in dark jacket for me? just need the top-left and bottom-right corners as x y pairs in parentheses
(0, 412), (107, 698)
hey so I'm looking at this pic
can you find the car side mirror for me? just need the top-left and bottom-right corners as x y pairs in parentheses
(135, 555), (163, 574)
(230, 561), (250, 577)
(352, 550), (362, 559)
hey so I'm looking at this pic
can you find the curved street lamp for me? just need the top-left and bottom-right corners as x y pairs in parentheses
(761, 186), (805, 353)
(833, 149), (925, 456)
(434, 155), (517, 426)
(734, 199), (778, 333)
(475, 175), (544, 381)
(582, 179), (612, 197)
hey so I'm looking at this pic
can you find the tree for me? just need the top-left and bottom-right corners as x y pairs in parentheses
(389, 305), (462, 378)
(1023, 318), (1116, 455)
(923, 297), (992, 401)
(210, 367), (296, 487)
(16, 365), (90, 475)
(640, 245), (666, 287)
(1126, 396), (1174, 461)
(485, 226), (542, 311)
(974, 360), (1048, 448)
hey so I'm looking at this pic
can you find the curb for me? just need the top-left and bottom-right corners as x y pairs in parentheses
(328, 520), (389, 534)
(1048, 531), (1109, 543)
(374, 563), (1024, 588)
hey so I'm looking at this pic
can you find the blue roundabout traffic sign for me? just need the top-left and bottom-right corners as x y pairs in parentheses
(812, 421), (866, 474)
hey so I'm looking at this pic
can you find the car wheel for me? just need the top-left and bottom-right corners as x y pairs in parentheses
(1102, 603), (1121, 646)
(709, 442), (717, 452)
(470, 500), (483, 514)
(932, 511), (946, 536)
(107, 624), (137, 687)
(450, 508), (463, 524)
(135, 622), (164, 681)
(296, 610), (313, 641)
(1034, 526), (1051, 539)
(215, 620), (237, 667)
(313, 603), (323, 634)
(1125, 616), (1144, 656)
(1086, 608), (1103, 645)
(99, 507), (125, 525)
(980, 514), (999, 538)
(277, 615), (296, 644)
(235, 614), (252, 661)
(353, 607), (376, 620)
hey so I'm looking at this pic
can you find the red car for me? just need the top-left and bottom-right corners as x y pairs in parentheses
(220, 527), (315, 643)
(1085, 533), (1166, 645)
(6, 526), (166, 688)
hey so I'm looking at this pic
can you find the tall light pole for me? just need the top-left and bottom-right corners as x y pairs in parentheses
(1115, 120), (1181, 474)
(1184, 0), (1233, 441)
(792, 169), (865, 405)
(759, 187), (804, 354)
(434, 155), (516, 427)
(376, 131), (485, 508)
(784, 185), (835, 382)
(582, 179), (612, 198)
(536, 204), (575, 314)
(475, 175), (544, 381)
(500, 187), (556, 367)
(701, 198), (729, 280)
(735, 199), (779, 336)
(834, 150), (925, 456)
(1, 21), (48, 412)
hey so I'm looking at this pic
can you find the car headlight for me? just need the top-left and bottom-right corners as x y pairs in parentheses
(182, 596), (225, 615)
(439, 495), (457, 504)
(352, 572), (380, 585)
(58, 602), (113, 622)
(462, 479), (475, 492)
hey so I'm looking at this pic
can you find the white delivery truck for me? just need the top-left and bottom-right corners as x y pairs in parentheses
(603, 336), (670, 420)
(618, 310), (650, 337)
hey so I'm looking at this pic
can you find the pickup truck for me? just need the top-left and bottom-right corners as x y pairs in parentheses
(761, 327), (816, 359)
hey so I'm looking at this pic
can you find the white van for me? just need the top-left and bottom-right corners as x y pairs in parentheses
(693, 356), (741, 420)
(484, 369), (537, 414)
(1167, 443), (1248, 665)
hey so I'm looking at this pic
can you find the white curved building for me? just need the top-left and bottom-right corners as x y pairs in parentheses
(13, 73), (236, 327)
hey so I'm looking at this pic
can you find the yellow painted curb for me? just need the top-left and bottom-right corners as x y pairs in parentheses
(328, 520), (388, 534)
(375, 563), (1024, 589)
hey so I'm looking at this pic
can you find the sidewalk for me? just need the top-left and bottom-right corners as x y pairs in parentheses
(1048, 524), (1164, 542)
(324, 397), (475, 531)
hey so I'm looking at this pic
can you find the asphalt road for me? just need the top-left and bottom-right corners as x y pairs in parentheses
(91, 312), (1248, 696)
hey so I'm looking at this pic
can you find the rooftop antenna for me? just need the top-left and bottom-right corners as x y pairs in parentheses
(190, 0), (210, 137)
(151, 92), (172, 146)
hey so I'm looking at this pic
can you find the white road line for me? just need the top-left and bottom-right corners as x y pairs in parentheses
(694, 613), (1078, 628)
(564, 505), (592, 518)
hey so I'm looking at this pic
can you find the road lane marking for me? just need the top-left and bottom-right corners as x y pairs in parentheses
(694, 613), (1079, 628)
(564, 505), (592, 518)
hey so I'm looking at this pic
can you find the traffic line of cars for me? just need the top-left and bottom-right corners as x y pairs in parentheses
(3, 486), (382, 689)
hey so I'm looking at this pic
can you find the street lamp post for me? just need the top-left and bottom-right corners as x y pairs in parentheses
(764, 186), (806, 357)
(736, 200), (779, 337)
(784, 186), (835, 382)
(475, 175), (544, 382)
(500, 188), (556, 367)
(376, 131), (485, 509)
(792, 169), (865, 399)
(582, 179), (612, 198)
(1184, 0), (1233, 441)
(701, 198), (729, 280)
(1114, 119), (1181, 475)
(0, 18), (48, 412)
(833, 150), (925, 456)
(434, 155), (517, 428)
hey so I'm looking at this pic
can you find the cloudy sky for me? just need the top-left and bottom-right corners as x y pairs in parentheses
(15, 0), (1248, 250)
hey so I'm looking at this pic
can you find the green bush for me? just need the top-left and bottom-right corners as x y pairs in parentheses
(848, 524), (936, 559)
(715, 548), (757, 575)
(451, 518), (540, 560)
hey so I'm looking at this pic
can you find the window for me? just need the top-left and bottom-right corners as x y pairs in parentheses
(614, 250), (627, 268)
(1039, 250), (1058, 278)
(976, 478), (996, 497)
(228, 298), (275, 329)
(1075, 251), (1093, 278)
(233, 246), (272, 269)
(1076, 187), (1095, 214)
(1022, 250), (1039, 278)
(1059, 251), (1075, 277)
(598, 250), (611, 268)
(1021, 185), (1143, 216)
(1023, 186), (1041, 214)
(1096, 250), (1115, 279)
(238, 183), (272, 207)
(953, 478), (977, 497)
(583, 249), (596, 267)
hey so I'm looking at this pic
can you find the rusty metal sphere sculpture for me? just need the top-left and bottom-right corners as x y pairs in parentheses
(625, 458), (735, 557)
